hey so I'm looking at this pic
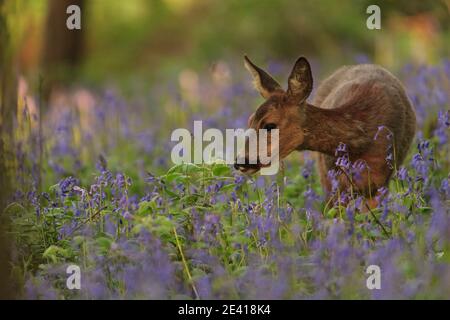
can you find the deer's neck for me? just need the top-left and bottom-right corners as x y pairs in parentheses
(299, 103), (368, 156)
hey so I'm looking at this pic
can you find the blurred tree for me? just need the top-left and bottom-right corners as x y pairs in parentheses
(0, 0), (17, 299)
(42, 0), (85, 102)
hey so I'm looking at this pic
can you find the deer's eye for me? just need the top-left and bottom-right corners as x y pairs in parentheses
(263, 123), (277, 131)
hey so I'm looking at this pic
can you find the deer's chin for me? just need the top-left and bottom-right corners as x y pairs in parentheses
(237, 162), (274, 175)
(237, 167), (260, 175)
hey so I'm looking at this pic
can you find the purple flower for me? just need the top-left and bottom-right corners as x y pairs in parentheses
(397, 167), (408, 181)
(335, 142), (348, 156)
(374, 125), (393, 141)
(123, 211), (133, 220)
(335, 155), (350, 170)
(434, 110), (450, 146)
(96, 154), (108, 172)
(58, 176), (78, 195)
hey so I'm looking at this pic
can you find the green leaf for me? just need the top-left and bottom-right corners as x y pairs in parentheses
(325, 208), (337, 219)
(179, 194), (200, 205)
(418, 207), (432, 214)
(163, 187), (180, 199)
(49, 184), (59, 192)
(167, 163), (204, 175)
(138, 200), (157, 215)
(212, 164), (231, 176)
(43, 245), (70, 263)
(96, 237), (113, 253)
(133, 215), (176, 239)
(221, 184), (236, 192)
(165, 172), (190, 183)
(73, 236), (85, 245)
(3, 202), (28, 216)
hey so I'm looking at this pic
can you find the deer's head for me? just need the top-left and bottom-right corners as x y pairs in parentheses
(234, 56), (313, 174)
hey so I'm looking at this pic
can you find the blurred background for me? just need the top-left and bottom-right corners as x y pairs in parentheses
(2, 0), (449, 87)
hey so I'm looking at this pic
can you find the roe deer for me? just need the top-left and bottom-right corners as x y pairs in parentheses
(235, 56), (416, 205)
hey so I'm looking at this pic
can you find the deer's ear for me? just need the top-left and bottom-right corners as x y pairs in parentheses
(287, 57), (313, 103)
(244, 55), (282, 99)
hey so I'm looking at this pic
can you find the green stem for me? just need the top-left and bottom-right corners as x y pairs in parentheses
(173, 227), (200, 300)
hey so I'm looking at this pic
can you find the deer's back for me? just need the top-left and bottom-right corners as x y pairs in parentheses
(313, 64), (416, 166)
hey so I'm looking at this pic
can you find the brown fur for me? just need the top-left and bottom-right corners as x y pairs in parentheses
(239, 57), (416, 199)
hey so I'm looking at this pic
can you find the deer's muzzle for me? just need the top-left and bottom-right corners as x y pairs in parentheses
(234, 156), (269, 174)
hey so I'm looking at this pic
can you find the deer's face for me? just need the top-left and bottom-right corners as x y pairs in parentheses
(234, 56), (313, 174)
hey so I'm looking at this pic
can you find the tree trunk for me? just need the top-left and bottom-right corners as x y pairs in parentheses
(42, 0), (85, 104)
(0, 0), (17, 299)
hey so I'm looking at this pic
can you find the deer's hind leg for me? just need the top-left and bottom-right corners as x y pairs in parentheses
(316, 153), (391, 208)
(348, 158), (393, 211)
(315, 153), (355, 192)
